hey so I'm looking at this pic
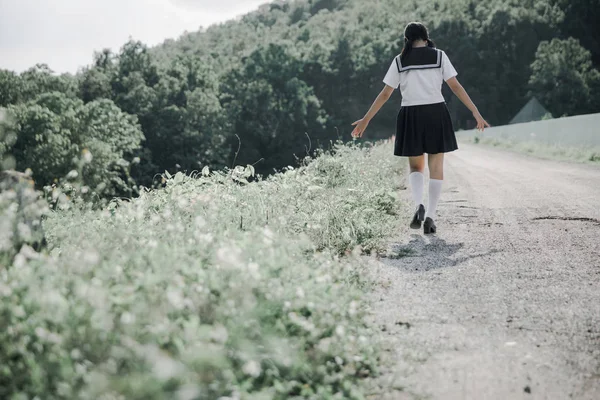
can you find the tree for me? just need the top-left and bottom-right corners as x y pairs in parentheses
(0, 70), (23, 107)
(19, 64), (78, 103)
(432, 0), (562, 126)
(550, 0), (600, 67)
(78, 50), (117, 104)
(77, 99), (145, 198)
(9, 93), (82, 185)
(126, 54), (230, 180)
(529, 38), (600, 116)
(7, 92), (144, 198)
(221, 43), (329, 174)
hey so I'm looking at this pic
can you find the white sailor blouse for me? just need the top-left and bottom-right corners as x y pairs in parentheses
(383, 47), (458, 107)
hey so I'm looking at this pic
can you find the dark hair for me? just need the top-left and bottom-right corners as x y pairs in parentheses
(400, 22), (436, 63)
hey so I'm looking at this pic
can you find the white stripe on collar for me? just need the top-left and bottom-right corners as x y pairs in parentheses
(396, 49), (442, 73)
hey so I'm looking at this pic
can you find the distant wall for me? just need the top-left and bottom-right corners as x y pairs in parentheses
(456, 112), (600, 147)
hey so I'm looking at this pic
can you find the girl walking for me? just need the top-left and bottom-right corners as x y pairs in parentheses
(351, 22), (489, 234)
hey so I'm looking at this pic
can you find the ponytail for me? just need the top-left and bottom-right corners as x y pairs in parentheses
(427, 39), (436, 48)
(400, 38), (414, 63)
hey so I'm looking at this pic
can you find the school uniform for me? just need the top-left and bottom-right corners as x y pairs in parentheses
(383, 46), (458, 156)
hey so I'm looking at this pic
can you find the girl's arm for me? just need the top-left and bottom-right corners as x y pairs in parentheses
(446, 77), (490, 131)
(351, 85), (395, 138)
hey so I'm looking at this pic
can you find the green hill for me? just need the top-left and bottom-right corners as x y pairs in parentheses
(1, 0), (599, 200)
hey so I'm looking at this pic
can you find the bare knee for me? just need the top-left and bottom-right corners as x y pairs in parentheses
(409, 156), (425, 173)
(427, 154), (444, 180)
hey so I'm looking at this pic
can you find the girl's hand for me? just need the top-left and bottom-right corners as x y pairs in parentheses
(473, 111), (491, 132)
(351, 118), (369, 138)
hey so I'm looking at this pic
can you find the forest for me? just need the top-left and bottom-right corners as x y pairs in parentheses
(1, 0), (599, 201)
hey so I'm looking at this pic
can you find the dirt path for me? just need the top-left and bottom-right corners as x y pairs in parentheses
(366, 143), (600, 399)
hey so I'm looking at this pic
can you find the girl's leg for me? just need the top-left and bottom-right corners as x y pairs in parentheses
(408, 156), (426, 207)
(426, 153), (444, 220)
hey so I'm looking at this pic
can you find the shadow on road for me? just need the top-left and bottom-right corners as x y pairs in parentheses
(386, 234), (502, 271)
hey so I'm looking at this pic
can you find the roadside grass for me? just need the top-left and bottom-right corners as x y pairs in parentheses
(469, 136), (600, 164)
(1, 140), (405, 399)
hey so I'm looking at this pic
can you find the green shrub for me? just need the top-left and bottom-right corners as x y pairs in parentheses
(0, 171), (48, 266)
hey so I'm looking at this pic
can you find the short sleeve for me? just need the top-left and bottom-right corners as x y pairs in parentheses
(441, 51), (458, 81)
(383, 57), (401, 89)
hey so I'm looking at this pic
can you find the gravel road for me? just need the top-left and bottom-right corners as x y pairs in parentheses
(366, 143), (600, 400)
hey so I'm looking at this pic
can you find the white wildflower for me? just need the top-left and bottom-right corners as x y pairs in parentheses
(247, 262), (260, 279)
(288, 312), (315, 333)
(263, 227), (274, 244)
(177, 197), (188, 208)
(242, 360), (262, 378)
(83, 250), (100, 265)
(248, 262), (259, 273)
(167, 289), (185, 310)
(91, 310), (114, 332)
(82, 149), (93, 164)
(177, 385), (201, 400)
(75, 363), (87, 376)
(210, 324), (229, 344)
(91, 277), (102, 287)
(35, 326), (49, 340)
(12, 253), (27, 268)
(71, 348), (82, 360)
(17, 223), (32, 241)
(0, 283), (12, 297)
(19, 244), (40, 260)
(146, 346), (185, 380)
(194, 216), (206, 228)
(57, 382), (72, 397)
(317, 337), (332, 352)
(13, 305), (26, 318)
(120, 312), (135, 325)
(335, 325), (345, 337)
(348, 301), (358, 316)
(216, 245), (242, 269)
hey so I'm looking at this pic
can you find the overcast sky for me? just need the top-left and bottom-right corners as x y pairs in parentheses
(0, 0), (271, 74)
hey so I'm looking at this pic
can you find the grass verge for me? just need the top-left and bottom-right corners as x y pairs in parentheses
(468, 136), (600, 164)
(1, 140), (404, 399)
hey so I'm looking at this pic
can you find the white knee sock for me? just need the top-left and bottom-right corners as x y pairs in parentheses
(408, 172), (424, 207)
(425, 179), (443, 220)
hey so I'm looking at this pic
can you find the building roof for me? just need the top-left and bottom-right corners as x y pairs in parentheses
(509, 97), (551, 124)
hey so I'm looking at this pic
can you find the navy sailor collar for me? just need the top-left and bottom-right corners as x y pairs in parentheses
(395, 47), (442, 73)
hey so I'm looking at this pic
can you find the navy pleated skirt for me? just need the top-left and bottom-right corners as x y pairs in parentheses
(394, 101), (458, 156)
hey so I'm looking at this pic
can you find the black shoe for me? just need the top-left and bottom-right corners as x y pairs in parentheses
(423, 217), (437, 234)
(410, 204), (426, 229)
